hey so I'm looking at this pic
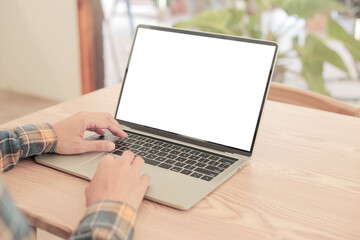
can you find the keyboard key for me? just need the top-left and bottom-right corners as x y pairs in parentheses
(195, 162), (206, 167)
(189, 155), (200, 160)
(176, 157), (187, 162)
(148, 150), (159, 154)
(211, 162), (220, 166)
(162, 143), (173, 148)
(180, 169), (192, 175)
(152, 145), (162, 150)
(184, 165), (196, 170)
(160, 148), (171, 152)
(131, 145), (141, 149)
(190, 172), (203, 178)
(159, 163), (172, 169)
(112, 150), (123, 156)
(201, 176), (213, 181)
(170, 167), (182, 172)
(190, 150), (200, 155)
(171, 146), (182, 150)
(138, 152), (148, 157)
(145, 139), (155, 143)
(194, 168), (218, 177)
(209, 155), (220, 160)
(167, 154), (177, 159)
(132, 149), (141, 155)
(219, 158), (237, 165)
(164, 160), (176, 165)
(144, 159), (160, 166)
(198, 158), (209, 163)
(156, 156), (166, 162)
(180, 148), (191, 153)
(146, 154), (157, 159)
(175, 162), (186, 167)
(199, 153), (210, 158)
(208, 161), (216, 165)
(185, 160), (196, 165)
(170, 150), (180, 155)
(157, 152), (168, 157)
(153, 141), (163, 145)
(205, 165), (224, 173)
(139, 147), (149, 151)
(179, 153), (190, 157)
(218, 163), (229, 169)
(144, 143), (153, 147)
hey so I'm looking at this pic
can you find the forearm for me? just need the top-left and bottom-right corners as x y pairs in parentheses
(0, 177), (35, 240)
(0, 123), (57, 172)
(70, 201), (136, 240)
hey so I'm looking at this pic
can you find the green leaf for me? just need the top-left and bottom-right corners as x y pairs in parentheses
(174, 20), (235, 35)
(246, 14), (263, 39)
(173, 9), (245, 35)
(301, 58), (330, 95)
(296, 34), (349, 74)
(327, 19), (360, 61)
(274, 0), (344, 19)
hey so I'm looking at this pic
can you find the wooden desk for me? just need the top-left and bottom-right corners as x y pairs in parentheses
(1, 85), (360, 239)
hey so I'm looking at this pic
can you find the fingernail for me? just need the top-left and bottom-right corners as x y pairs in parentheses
(107, 142), (115, 151)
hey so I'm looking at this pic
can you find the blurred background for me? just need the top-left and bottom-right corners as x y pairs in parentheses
(1, 0), (360, 125)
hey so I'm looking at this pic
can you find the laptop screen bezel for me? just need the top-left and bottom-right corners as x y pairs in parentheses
(114, 24), (278, 157)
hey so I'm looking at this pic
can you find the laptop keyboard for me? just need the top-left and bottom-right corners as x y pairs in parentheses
(107, 131), (238, 182)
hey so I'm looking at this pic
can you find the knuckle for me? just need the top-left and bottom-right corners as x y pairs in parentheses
(123, 150), (134, 156)
(100, 155), (114, 165)
(136, 156), (145, 164)
(106, 114), (113, 121)
(96, 142), (105, 151)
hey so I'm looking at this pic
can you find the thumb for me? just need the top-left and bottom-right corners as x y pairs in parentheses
(82, 140), (115, 153)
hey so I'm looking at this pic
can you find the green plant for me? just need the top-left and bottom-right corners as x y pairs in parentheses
(173, 0), (360, 96)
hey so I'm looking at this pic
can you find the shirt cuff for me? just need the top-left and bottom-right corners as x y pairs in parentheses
(71, 200), (136, 240)
(13, 123), (57, 158)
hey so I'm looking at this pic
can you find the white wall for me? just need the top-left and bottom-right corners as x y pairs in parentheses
(0, 0), (82, 101)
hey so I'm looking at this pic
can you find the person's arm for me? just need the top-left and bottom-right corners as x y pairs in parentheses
(0, 123), (57, 172)
(0, 177), (35, 240)
(0, 112), (148, 240)
(0, 112), (128, 172)
(70, 151), (149, 240)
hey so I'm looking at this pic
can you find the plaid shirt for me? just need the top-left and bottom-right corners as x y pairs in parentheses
(0, 123), (136, 240)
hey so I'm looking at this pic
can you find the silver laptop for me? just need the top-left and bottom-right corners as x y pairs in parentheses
(36, 25), (278, 210)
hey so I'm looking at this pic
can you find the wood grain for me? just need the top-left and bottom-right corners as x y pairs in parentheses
(1, 85), (360, 239)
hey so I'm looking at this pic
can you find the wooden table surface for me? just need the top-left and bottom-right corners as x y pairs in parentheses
(2, 85), (360, 240)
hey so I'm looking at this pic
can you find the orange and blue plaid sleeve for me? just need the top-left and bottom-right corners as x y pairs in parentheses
(0, 123), (57, 172)
(70, 200), (137, 240)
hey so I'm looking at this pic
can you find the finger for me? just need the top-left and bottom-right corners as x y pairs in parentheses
(140, 174), (151, 189)
(120, 150), (135, 165)
(80, 140), (115, 153)
(108, 116), (128, 138)
(131, 156), (145, 173)
(88, 127), (105, 136)
(91, 113), (128, 138)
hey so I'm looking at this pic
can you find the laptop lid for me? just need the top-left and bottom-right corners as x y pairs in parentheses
(115, 25), (278, 156)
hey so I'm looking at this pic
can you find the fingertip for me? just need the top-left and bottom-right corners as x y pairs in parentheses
(106, 141), (115, 151)
(119, 129), (128, 138)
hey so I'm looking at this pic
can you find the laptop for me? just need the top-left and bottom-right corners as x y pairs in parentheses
(36, 25), (278, 210)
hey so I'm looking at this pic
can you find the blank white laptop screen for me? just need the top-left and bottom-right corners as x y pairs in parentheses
(116, 27), (276, 152)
